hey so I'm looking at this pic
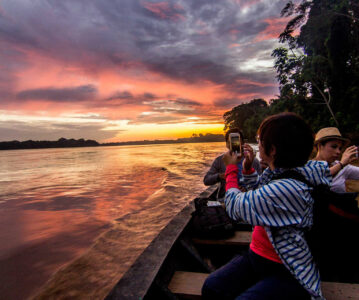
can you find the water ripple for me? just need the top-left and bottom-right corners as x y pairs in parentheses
(0, 142), (226, 299)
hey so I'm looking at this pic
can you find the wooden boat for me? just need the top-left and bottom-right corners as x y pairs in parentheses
(104, 186), (359, 300)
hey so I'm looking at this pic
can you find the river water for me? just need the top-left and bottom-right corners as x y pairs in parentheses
(0, 142), (227, 299)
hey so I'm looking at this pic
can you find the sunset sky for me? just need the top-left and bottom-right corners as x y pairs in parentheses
(0, 0), (293, 142)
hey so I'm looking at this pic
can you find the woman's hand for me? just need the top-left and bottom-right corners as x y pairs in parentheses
(341, 145), (358, 166)
(242, 144), (255, 171)
(223, 151), (242, 166)
(219, 173), (226, 180)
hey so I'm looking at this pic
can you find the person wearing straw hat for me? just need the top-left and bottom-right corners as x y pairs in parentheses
(314, 127), (359, 193)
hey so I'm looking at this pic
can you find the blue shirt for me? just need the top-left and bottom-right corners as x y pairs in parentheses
(225, 160), (332, 299)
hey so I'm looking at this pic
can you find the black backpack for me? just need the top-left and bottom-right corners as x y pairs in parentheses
(190, 197), (236, 239)
(272, 170), (359, 281)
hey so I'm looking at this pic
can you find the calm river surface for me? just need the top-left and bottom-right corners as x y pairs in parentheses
(0, 142), (227, 299)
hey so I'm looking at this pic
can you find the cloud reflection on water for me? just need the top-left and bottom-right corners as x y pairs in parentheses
(0, 142), (226, 299)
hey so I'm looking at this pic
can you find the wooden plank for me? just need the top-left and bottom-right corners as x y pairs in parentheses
(346, 180), (359, 193)
(322, 282), (359, 300)
(345, 179), (359, 207)
(168, 271), (359, 300)
(345, 161), (359, 195)
(192, 230), (252, 246)
(345, 160), (359, 196)
(346, 179), (359, 192)
(168, 271), (206, 299)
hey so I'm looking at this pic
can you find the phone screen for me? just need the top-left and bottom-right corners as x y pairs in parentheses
(231, 136), (241, 153)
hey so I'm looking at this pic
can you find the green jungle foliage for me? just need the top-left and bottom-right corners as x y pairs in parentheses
(224, 0), (359, 141)
(223, 99), (268, 141)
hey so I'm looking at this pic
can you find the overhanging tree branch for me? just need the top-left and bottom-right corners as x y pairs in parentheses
(311, 80), (339, 126)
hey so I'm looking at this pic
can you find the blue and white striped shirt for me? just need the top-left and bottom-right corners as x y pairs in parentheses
(225, 160), (332, 300)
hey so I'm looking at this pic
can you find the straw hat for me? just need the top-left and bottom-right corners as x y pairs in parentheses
(314, 127), (350, 146)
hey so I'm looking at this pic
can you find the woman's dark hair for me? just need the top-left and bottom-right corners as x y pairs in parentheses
(225, 128), (244, 143)
(318, 139), (341, 147)
(315, 139), (344, 153)
(257, 113), (314, 168)
(314, 140), (329, 151)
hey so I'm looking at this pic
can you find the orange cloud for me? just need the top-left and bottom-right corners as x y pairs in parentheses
(4, 45), (233, 139)
(141, 1), (185, 21)
(0, 0), (285, 142)
(236, 78), (274, 88)
(229, 43), (241, 48)
(254, 17), (291, 42)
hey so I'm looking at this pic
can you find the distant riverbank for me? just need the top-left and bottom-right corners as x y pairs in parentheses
(0, 133), (226, 150)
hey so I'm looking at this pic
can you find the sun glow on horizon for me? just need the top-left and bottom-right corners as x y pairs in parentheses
(103, 122), (225, 143)
(1, 110), (224, 143)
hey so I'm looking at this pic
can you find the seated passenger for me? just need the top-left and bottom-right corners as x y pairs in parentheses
(203, 128), (261, 200)
(202, 113), (331, 300)
(314, 127), (359, 193)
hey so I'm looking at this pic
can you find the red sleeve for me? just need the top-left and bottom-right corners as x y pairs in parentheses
(225, 164), (239, 191)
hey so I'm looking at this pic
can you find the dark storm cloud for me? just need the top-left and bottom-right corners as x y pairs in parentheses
(145, 55), (237, 84)
(101, 92), (146, 107)
(225, 77), (277, 96)
(105, 91), (135, 101)
(102, 91), (202, 112)
(134, 0), (287, 85)
(104, 91), (159, 105)
(16, 85), (97, 102)
(173, 98), (202, 106)
(0, 0), (288, 95)
(143, 92), (157, 100)
(213, 98), (243, 108)
(0, 46), (28, 101)
(213, 85), (275, 108)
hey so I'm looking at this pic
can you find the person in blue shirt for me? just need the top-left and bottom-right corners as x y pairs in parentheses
(203, 128), (261, 200)
(202, 113), (331, 300)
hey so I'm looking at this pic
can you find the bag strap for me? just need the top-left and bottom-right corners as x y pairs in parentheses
(271, 170), (359, 225)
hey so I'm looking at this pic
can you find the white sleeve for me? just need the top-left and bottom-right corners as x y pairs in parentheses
(345, 164), (359, 180)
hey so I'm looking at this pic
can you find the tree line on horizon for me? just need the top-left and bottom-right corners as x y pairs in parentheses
(0, 134), (226, 150)
(0, 138), (99, 150)
(224, 0), (359, 143)
(101, 133), (225, 146)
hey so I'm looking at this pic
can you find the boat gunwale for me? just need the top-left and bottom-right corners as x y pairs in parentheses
(104, 186), (217, 300)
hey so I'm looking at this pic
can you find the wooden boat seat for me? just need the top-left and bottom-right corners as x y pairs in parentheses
(168, 271), (359, 300)
(192, 230), (252, 246)
(346, 179), (359, 206)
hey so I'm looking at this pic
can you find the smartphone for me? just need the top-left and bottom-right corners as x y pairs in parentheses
(229, 133), (241, 154)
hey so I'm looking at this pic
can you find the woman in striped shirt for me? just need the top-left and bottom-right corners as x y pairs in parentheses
(202, 113), (331, 300)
